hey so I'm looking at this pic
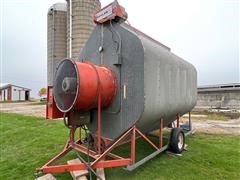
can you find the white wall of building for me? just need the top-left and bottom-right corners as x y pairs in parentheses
(11, 86), (27, 101)
(0, 89), (8, 101)
(0, 85), (30, 101)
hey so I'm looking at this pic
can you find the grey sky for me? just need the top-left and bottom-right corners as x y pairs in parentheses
(0, 0), (239, 97)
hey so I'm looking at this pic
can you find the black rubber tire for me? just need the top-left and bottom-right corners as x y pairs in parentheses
(169, 128), (185, 154)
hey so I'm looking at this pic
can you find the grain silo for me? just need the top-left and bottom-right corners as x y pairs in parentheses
(47, 3), (67, 86)
(66, 0), (101, 59)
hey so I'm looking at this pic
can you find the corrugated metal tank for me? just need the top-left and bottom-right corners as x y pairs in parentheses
(47, 3), (67, 86)
(78, 22), (197, 140)
(66, 0), (101, 59)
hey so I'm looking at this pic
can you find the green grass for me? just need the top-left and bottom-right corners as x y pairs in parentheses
(0, 113), (239, 180)
(28, 101), (46, 105)
(0, 100), (46, 105)
(0, 100), (31, 104)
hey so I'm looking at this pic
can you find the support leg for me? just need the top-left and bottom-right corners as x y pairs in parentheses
(176, 114), (180, 128)
(130, 126), (136, 164)
(39, 140), (72, 169)
(97, 90), (102, 155)
(91, 127), (134, 166)
(135, 129), (158, 150)
(159, 118), (163, 148)
(70, 126), (76, 143)
(189, 112), (192, 131)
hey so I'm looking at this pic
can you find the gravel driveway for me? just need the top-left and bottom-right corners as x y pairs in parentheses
(1, 102), (239, 135)
(0, 101), (45, 117)
(191, 118), (240, 135)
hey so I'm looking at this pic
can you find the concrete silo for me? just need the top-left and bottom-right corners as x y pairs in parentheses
(66, 0), (101, 59)
(47, 3), (67, 86)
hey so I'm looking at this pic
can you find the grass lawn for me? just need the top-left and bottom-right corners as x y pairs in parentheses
(0, 100), (32, 104)
(28, 101), (46, 106)
(0, 112), (239, 180)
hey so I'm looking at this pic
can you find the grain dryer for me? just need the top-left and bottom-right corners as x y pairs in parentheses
(38, 1), (197, 176)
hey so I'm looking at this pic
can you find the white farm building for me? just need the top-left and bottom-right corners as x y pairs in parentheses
(0, 83), (31, 101)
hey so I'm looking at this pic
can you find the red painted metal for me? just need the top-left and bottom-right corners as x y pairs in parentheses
(91, 127), (134, 166)
(37, 118), (168, 175)
(108, 153), (124, 159)
(72, 143), (98, 159)
(97, 87), (102, 154)
(176, 114), (180, 128)
(92, 159), (131, 168)
(46, 86), (64, 119)
(159, 118), (163, 148)
(49, 60), (116, 114)
(38, 127), (133, 174)
(93, 1), (128, 24)
(41, 140), (71, 168)
(70, 126), (76, 142)
(131, 126), (136, 164)
(135, 128), (158, 150)
(73, 61), (116, 111)
(92, 134), (114, 147)
(42, 159), (131, 173)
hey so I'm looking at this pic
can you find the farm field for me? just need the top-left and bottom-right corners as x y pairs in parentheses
(0, 112), (240, 179)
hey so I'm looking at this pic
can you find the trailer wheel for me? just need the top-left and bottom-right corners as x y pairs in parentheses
(169, 128), (185, 154)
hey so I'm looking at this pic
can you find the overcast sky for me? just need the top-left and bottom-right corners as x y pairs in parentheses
(0, 0), (239, 98)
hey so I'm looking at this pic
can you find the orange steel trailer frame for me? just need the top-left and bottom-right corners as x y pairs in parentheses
(37, 123), (167, 173)
(38, 89), (192, 174)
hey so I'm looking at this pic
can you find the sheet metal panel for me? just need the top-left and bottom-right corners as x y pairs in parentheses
(79, 21), (197, 140)
(137, 34), (197, 133)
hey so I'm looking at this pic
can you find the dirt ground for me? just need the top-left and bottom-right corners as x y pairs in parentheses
(0, 102), (239, 135)
(191, 119), (240, 135)
(181, 116), (240, 135)
(0, 101), (45, 117)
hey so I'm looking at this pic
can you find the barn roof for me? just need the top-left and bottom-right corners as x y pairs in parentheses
(198, 83), (240, 92)
(0, 83), (31, 91)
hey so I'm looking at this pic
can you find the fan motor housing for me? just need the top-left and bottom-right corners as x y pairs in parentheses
(53, 59), (116, 112)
